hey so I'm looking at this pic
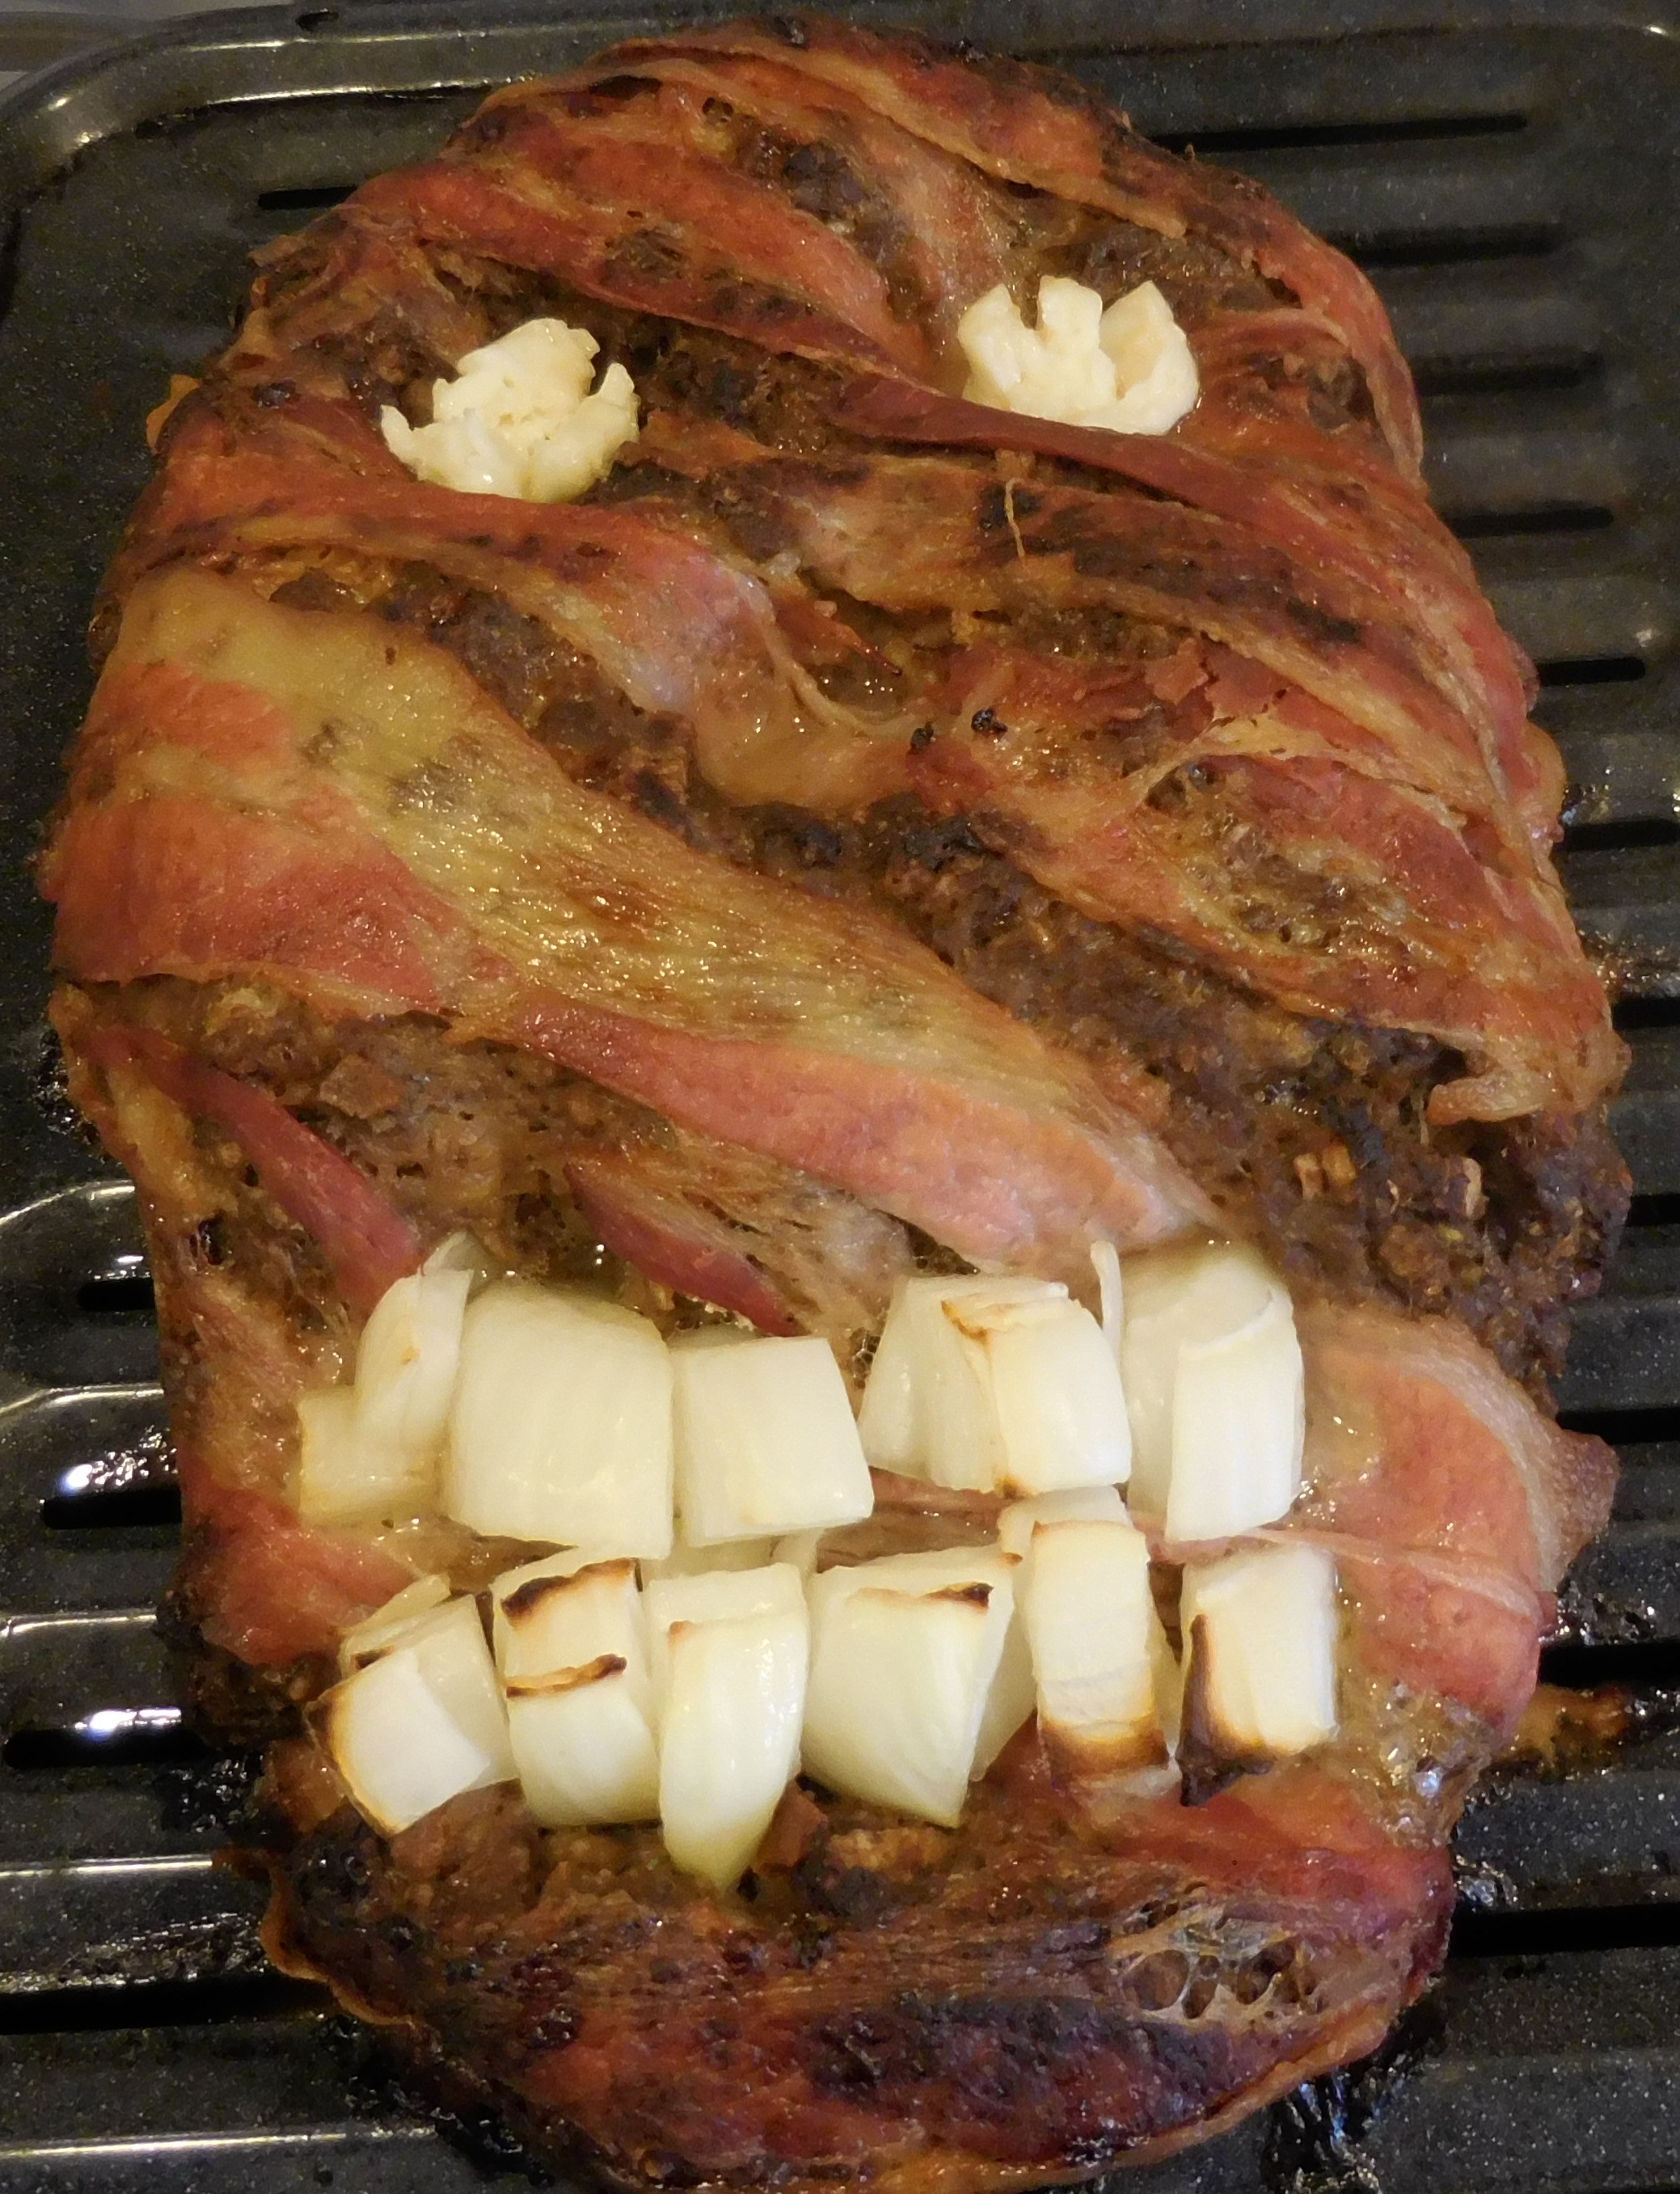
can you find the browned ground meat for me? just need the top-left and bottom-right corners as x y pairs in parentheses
(208, 546), (1626, 1394)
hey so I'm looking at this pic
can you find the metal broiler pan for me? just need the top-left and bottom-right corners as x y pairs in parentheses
(3, 0), (1680, 2186)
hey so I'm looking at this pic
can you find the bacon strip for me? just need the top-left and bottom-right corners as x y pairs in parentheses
(710, 449), (1617, 1120)
(564, 1156), (802, 1336)
(834, 375), (1547, 840)
(601, 17), (1423, 473)
(176, 1448), (414, 1665)
(460, 84), (936, 378)
(351, 161), (909, 381)
(81, 1023), (421, 1314)
(1293, 1305), (1616, 1736)
(45, 565), (1209, 1275)
(125, 402), (912, 816)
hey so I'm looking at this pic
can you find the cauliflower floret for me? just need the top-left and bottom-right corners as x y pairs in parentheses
(956, 277), (1198, 438)
(380, 318), (639, 501)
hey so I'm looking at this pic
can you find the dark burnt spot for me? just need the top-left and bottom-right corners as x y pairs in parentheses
(1286, 598), (1364, 648)
(587, 73), (660, 101)
(297, 1822), (378, 1918)
(971, 708), (1008, 737)
(193, 1213), (229, 1266)
(1177, 1616), (1276, 1808)
(382, 1913), (422, 1955)
(456, 108), (509, 149)
(909, 724), (935, 754)
(503, 1574), (566, 1622)
(633, 770), (690, 832)
(605, 226), (687, 282)
(793, 1858), (901, 1926)
(254, 379), (294, 407)
(753, 809), (846, 869)
(813, 2015), (889, 2090)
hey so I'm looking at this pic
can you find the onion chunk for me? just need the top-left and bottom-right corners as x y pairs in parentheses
(492, 1552), (658, 1827)
(673, 1334), (872, 1544)
(802, 1548), (1027, 1826)
(1120, 1244), (1302, 1536)
(444, 1281), (673, 1556)
(294, 1387), (428, 1528)
(646, 1563), (808, 1886)
(1022, 1519), (1165, 1772)
(1180, 1542), (1338, 1762)
(338, 1572), (451, 1676)
(859, 1277), (1129, 1495)
(317, 1595), (514, 1837)
(998, 1484), (1125, 1561)
(354, 1265), (471, 1465)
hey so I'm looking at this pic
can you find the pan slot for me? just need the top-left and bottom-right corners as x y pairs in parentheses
(254, 182), (357, 213)
(1450, 1899), (1680, 1957)
(1560, 1403), (1680, 1441)
(38, 1482), (179, 1531)
(1415, 353), (1601, 399)
(3, 1710), (203, 1773)
(1562, 818), (1680, 855)
(1543, 1638), (1680, 1688)
(1335, 223), (1563, 270)
(1536, 654), (1648, 688)
(1624, 1192), (1680, 1228)
(1450, 502), (1616, 542)
(0, 1973), (323, 2036)
(1615, 998), (1680, 1033)
(74, 1259), (154, 1318)
(1150, 112), (1526, 156)
(1450, 502), (1615, 541)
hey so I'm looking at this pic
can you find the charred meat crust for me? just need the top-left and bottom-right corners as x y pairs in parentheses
(255, 1769), (1450, 2194)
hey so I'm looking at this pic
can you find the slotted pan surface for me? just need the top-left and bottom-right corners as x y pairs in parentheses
(4, 2), (1680, 2186)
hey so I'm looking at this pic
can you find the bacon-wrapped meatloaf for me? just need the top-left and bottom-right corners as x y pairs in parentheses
(41, 13), (1629, 2189)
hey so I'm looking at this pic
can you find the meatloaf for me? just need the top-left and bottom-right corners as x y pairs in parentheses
(40, 12), (1627, 2190)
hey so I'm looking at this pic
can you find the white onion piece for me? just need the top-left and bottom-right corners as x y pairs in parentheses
(509, 1663), (661, 1828)
(443, 1282), (673, 1556)
(659, 1602), (808, 1888)
(1022, 1519), (1163, 1770)
(319, 1595), (513, 1836)
(859, 1276), (1123, 1494)
(973, 1593), (1036, 1778)
(354, 1265), (472, 1464)
(1165, 1286), (1304, 1543)
(858, 1278), (1029, 1487)
(998, 1484), (1125, 1561)
(973, 1293), (1131, 1494)
(294, 1387), (430, 1527)
(492, 1554), (657, 1827)
(422, 1228), (496, 1287)
(1118, 1244), (1280, 1518)
(644, 1563), (806, 1718)
(673, 1334), (872, 1544)
(641, 1537), (779, 1581)
(1180, 1542), (1337, 1760)
(802, 1547), (1024, 1825)
(771, 1528), (825, 1579)
(1091, 1240), (1124, 1359)
(337, 1572), (451, 1676)
(492, 1554), (650, 1697)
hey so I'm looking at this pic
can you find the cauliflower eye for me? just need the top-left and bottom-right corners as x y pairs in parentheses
(381, 316), (639, 502)
(956, 276), (1198, 438)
